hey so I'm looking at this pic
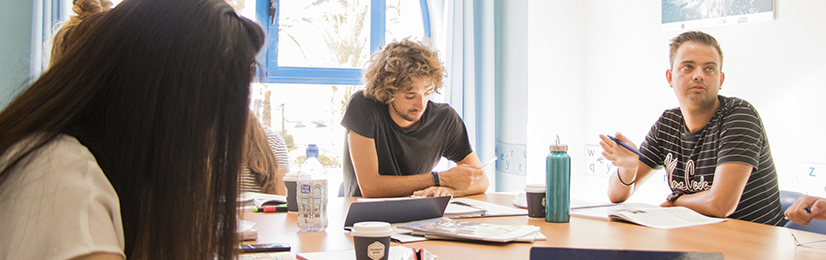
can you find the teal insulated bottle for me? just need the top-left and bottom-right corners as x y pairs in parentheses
(545, 135), (570, 223)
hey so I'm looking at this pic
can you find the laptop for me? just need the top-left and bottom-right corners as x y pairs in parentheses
(343, 196), (451, 230)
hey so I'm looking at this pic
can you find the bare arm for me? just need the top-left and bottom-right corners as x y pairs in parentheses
(607, 161), (656, 203)
(600, 133), (656, 203)
(348, 131), (444, 198)
(273, 168), (288, 195)
(414, 152), (490, 197)
(659, 163), (751, 218)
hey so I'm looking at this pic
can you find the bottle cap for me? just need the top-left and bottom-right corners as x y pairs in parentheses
(550, 135), (567, 152)
(306, 144), (319, 158)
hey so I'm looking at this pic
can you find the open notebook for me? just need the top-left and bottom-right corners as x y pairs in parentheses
(570, 202), (726, 229)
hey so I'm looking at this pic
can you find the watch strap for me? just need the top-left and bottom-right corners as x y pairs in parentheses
(667, 191), (684, 206)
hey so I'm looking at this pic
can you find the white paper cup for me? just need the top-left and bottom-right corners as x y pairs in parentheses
(351, 222), (393, 260)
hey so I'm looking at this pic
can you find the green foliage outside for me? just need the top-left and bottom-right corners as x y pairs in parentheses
(282, 133), (295, 150)
(295, 152), (341, 169)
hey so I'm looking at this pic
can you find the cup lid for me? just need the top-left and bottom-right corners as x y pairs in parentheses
(282, 172), (297, 181)
(525, 183), (545, 192)
(351, 221), (393, 237)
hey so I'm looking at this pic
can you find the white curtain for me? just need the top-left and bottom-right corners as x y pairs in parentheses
(428, 0), (496, 189)
(31, 0), (70, 77)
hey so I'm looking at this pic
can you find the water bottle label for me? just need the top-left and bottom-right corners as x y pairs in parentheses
(297, 179), (329, 231)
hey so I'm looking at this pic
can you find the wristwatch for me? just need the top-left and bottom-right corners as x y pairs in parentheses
(666, 191), (684, 206)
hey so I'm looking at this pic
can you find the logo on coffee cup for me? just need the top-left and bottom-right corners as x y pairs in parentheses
(367, 241), (385, 260)
(300, 184), (311, 193)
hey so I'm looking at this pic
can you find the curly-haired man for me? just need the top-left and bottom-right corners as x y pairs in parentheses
(340, 39), (489, 198)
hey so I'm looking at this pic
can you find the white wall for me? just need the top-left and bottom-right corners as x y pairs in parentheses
(0, 0), (34, 109)
(525, 1), (590, 196)
(526, 0), (826, 204)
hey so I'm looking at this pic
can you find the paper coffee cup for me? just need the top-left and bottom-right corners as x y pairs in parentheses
(525, 184), (546, 218)
(283, 173), (298, 212)
(351, 222), (393, 260)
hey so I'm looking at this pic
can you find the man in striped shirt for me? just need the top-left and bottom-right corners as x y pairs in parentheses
(599, 31), (785, 226)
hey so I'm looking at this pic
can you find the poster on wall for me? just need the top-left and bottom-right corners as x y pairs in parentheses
(662, 0), (774, 31)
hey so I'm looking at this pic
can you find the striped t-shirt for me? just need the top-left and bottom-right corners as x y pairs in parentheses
(239, 167), (264, 193)
(639, 96), (785, 226)
(264, 127), (290, 172)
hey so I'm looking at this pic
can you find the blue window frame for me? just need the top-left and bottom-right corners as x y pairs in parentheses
(254, 0), (431, 85)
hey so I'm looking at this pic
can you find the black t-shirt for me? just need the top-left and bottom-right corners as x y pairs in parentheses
(340, 90), (473, 197)
(639, 96), (785, 226)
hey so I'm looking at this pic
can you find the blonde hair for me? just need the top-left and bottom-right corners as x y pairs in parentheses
(362, 38), (445, 104)
(50, 0), (113, 66)
(245, 111), (280, 194)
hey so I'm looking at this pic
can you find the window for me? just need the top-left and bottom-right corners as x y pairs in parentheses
(243, 0), (430, 192)
(253, 0), (431, 84)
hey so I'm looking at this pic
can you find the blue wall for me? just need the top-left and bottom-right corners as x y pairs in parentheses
(0, 0), (33, 109)
(494, 0), (529, 191)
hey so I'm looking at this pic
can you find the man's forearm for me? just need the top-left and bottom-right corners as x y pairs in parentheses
(669, 163), (751, 218)
(670, 190), (737, 218)
(359, 172), (435, 198)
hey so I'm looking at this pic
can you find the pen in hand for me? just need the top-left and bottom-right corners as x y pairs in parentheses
(481, 156), (497, 170)
(607, 135), (646, 159)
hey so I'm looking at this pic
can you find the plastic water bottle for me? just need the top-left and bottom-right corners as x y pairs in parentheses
(297, 144), (328, 232)
(545, 135), (570, 223)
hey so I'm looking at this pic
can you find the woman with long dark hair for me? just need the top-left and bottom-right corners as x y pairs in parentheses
(0, 0), (265, 259)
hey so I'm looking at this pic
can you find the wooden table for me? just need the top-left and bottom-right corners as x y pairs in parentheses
(241, 193), (826, 259)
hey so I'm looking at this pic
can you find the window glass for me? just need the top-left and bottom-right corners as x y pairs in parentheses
(227, 0), (259, 24)
(251, 83), (358, 193)
(276, 0), (371, 68)
(250, 0), (429, 196)
(386, 0), (425, 43)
